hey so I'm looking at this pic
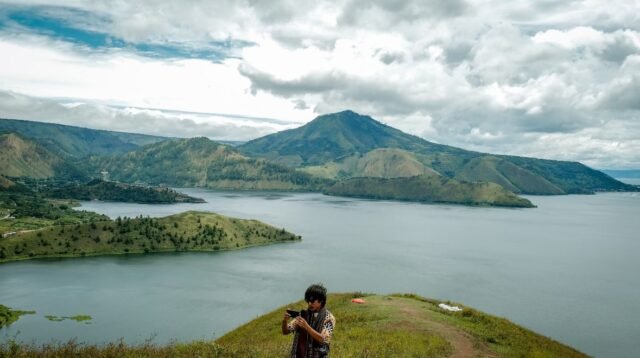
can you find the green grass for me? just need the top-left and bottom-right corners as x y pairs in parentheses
(0, 211), (300, 264)
(0, 293), (587, 357)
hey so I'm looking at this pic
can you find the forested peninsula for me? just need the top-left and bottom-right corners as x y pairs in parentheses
(0, 211), (300, 264)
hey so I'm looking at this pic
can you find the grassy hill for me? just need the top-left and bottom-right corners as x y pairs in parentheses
(82, 137), (331, 191)
(0, 293), (587, 357)
(301, 148), (440, 179)
(43, 179), (205, 204)
(241, 110), (634, 195)
(0, 211), (300, 263)
(324, 175), (535, 208)
(0, 118), (167, 158)
(0, 133), (66, 179)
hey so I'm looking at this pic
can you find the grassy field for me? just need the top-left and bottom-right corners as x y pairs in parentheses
(0, 211), (300, 263)
(0, 293), (587, 357)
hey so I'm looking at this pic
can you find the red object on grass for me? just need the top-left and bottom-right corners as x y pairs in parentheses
(351, 298), (365, 304)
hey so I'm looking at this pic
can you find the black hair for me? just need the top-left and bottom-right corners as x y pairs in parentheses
(305, 283), (327, 307)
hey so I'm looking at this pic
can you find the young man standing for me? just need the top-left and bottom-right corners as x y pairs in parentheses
(282, 284), (336, 358)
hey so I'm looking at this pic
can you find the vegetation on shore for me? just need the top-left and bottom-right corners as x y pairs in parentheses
(43, 179), (205, 204)
(0, 211), (300, 263)
(0, 190), (108, 234)
(0, 293), (587, 357)
(324, 175), (535, 208)
(0, 304), (35, 328)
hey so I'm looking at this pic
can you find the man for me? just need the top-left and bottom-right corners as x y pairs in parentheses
(282, 284), (336, 358)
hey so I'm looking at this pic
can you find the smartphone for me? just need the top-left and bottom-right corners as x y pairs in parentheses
(286, 309), (300, 318)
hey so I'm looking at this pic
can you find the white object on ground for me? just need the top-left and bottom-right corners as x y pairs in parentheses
(438, 303), (462, 312)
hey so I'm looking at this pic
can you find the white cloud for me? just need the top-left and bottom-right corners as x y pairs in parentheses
(0, 0), (639, 168)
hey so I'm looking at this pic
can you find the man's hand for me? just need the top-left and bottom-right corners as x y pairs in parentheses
(283, 310), (291, 321)
(295, 316), (311, 332)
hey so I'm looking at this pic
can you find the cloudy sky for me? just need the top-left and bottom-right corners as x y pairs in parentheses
(1, 0), (639, 168)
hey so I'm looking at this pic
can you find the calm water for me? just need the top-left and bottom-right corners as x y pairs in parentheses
(1, 190), (639, 357)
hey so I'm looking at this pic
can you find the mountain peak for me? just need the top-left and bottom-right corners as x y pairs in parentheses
(240, 111), (440, 166)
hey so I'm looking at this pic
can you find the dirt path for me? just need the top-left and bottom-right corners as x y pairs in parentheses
(375, 296), (497, 358)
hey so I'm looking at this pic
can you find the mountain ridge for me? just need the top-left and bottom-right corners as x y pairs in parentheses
(0, 118), (168, 158)
(240, 110), (634, 194)
(81, 137), (329, 191)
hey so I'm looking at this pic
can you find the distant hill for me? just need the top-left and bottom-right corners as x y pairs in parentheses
(0, 118), (168, 158)
(241, 110), (634, 194)
(324, 175), (535, 208)
(81, 137), (330, 191)
(301, 148), (440, 179)
(0, 133), (84, 179)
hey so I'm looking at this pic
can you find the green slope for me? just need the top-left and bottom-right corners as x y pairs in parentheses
(324, 175), (535, 208)
(217, 293), (586, 357)
(301, 148), (440, 179)
(0, 211), (300, 264)
(0, 118), (167, 158)
(241, 110), (635, 194)
(454, 156), (565, 195)
(0, 133), (84, 179)
(82, 137), (330, 191)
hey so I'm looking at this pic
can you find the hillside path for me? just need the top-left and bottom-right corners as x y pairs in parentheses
(375, 296), (498, 358)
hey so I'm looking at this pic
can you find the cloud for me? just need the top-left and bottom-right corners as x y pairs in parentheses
(0, 90), (296, 141)
(0, 0), (639, 168)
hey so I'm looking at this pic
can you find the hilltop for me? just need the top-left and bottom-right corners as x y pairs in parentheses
(0, 293), (587, 357)
(81, 137), (330, 191)
(241, 110), (634, 195)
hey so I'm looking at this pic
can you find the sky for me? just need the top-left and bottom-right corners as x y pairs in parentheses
(0, 1), (639, 169)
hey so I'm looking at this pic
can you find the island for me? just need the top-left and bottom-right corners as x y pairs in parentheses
(0, 211), (300, 264)
(324, 175), (536, 208)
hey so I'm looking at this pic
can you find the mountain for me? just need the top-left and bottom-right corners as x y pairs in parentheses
(241, 110), (634, 194)
(82, 137), (329, 190)
(240, 110), (465, 166)
(0, 133), (84, 179)
(324, 175), (535, 208)
(0, 118), (168, 158)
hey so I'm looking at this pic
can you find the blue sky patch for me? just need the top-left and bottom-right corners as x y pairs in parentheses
(0, 5), (251, 61)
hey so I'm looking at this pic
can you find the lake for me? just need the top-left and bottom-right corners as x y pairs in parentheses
(1, 189), (639, 357)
